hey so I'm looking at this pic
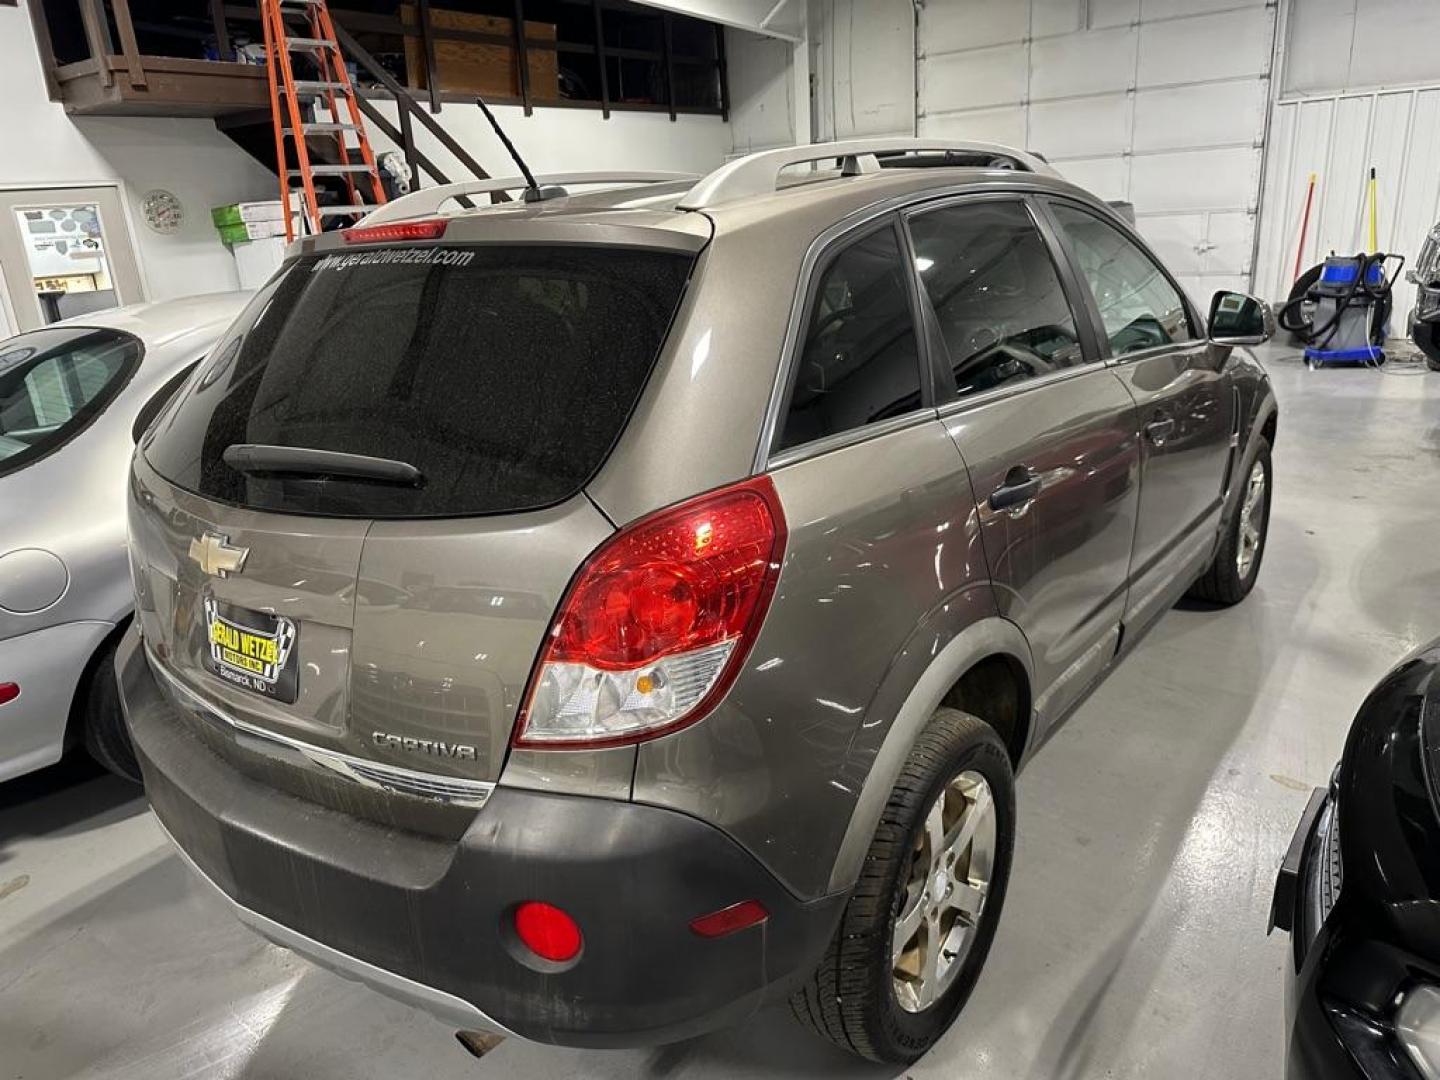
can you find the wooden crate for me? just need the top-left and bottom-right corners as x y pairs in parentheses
(400, 7), (558, 101)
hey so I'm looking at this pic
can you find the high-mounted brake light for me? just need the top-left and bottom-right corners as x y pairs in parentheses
(514, 476), (786, 749)
(342, 220), (448, 245)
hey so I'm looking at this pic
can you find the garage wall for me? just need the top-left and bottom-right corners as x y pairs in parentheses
(0, 0), (279, 333)
(1250, 0), (1440, 313)
(362, 101), (731, 182)
(915, 0), (1277, 302)
(1, 0), (734, 337)
(1254, 85), (1440, 314)
(722, 0), (1281, 303)
(1284, 0), (1440, 97)
(727, 29), (798, 153)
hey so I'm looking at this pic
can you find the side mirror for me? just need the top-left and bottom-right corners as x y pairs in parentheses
(1208, 290), (1275, 347)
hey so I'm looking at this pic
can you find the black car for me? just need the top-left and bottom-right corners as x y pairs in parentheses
(1273, 638), (1440, 1078)
(1408, 226), (1440, 372)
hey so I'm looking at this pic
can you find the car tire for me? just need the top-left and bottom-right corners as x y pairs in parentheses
(1413, 320), (1440, 371)
(790, 707), (1015, 1064)
(1188, 436), (1272, 606)
(81, 638), (141, 783)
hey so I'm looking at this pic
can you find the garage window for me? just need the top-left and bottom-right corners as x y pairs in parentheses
(0, 326), (141, 476)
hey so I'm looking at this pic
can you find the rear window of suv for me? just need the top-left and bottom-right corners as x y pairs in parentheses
(143, 244), (694, 518)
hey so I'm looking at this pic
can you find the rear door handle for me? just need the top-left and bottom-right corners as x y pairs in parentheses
(1145, 417), (1176, 445)
(989, 467), (1042, 511)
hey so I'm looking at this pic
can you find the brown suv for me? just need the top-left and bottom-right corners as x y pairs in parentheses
(118, 138), (1278, 1063)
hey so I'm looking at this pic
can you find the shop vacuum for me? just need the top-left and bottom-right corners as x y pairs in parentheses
(1280, 251), (1405, 368)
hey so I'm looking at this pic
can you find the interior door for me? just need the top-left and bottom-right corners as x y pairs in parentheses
(904, 196), (1141, 729)
(0, 187), (145, 332)
(1043, 199), (1234, 628)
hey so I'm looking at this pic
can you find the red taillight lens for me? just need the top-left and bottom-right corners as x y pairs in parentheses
(513, 901), (582, 962)
(342, 220), (448, 244)
(0, 683), (17, 706)
(689, 900), (769, 938)
(515, 476), (786, 748)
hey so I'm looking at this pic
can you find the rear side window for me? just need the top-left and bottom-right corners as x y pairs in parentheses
(144, 245), (694, 518)
(0, 326), (141, 476)
(1049, 203), (1194, 356)
(907, 201), (1086, 399)
(777, 223), (923, 453)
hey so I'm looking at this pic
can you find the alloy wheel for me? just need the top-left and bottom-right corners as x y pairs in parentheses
(891, 770), (997, 1013)
(1235, 457), (1267, 579)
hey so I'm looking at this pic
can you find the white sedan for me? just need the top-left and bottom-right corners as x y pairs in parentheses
(0, 292), (250, 782)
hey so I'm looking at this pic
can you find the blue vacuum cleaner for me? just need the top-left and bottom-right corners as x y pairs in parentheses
(1284, 252), (1404, 368)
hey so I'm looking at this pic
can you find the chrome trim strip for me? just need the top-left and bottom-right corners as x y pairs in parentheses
(766, 408), (939, 470)
(154, 817), (512, 1036)
(934, 360), (1109, 420)
(145, 645), (495, 810)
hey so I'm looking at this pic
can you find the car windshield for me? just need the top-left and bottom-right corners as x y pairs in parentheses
(0, 326), (141, 475)
(142, 244), (695, 518)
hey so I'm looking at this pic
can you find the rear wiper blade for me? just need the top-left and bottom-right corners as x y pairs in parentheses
(222, 444), (423, 487)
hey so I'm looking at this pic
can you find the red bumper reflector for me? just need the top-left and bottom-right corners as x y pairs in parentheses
(689, 899), (769, 938)
(513, 901), (582, 962)
(342, 220), (448, 244)
(0, 683), (17, 706)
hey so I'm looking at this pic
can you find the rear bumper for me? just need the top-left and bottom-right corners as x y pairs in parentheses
(117, 626), (844, 1047)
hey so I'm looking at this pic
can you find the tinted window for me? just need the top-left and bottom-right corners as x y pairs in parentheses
(908, 201), (1085, 399)
(778, 224), (923, 452)
(0, 326), (140, 475)
(1050, 203), (1194, 356)
(144, 245), (694, 518)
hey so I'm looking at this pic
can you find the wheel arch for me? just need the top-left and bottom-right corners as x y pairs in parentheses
(826, 614), (1035, 894)
(62, 612), (132, 752)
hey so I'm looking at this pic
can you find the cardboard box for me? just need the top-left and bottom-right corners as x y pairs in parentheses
(401, 7), (559, 101)
(217, 218), (295, 244)
(211, 197), (303, 228)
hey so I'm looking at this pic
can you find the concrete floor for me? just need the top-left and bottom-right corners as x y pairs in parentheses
(4, 344), (1439, 1079)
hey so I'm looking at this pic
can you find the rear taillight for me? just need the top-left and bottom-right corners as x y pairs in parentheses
(514, 476), (786, 749)
(0, 683), (17, 706)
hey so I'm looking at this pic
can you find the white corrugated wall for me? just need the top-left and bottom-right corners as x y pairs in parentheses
(1254, 86), (1440, 312)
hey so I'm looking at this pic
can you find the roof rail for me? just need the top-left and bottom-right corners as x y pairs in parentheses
(677, 138), (1058, 210)
(358, 172), (699, 226)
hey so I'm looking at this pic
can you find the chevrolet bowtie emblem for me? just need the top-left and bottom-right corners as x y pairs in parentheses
(189, 532), (249, 578)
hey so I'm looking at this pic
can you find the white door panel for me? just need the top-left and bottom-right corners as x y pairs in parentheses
(1132, 81), (1268, 153)
(1137, 8), (1271, 87)
(1030, 28), (1137, 100)
(920, 43), (1029, 112)
(918, 106), (1027, 146)
(1030, 95), (1131, 158)
(1130, 148), (1261, 213)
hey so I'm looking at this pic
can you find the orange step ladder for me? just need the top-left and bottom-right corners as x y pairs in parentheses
(260, 0), (387, 241)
